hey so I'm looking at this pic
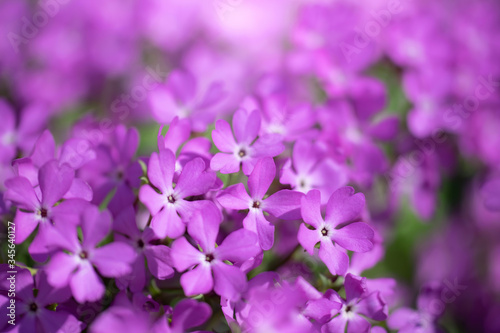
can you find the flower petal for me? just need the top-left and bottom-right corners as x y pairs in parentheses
(92, 242), (136, 277)
(187, 202), (221, 252)
(139, 185), (165, 215)
(247, 157), (275, 200)
(319, 239), (349, 276)
(264, 189), (303, 220)
(180, 264), (213, 296)
(216, 183), (251, 210)
(233, 109), (260, 144)
(332, 222), (374, 253)
(4, 176), (39, 211)
(70, 261), (105, 303)
(301, 190), (323, 229)
(210, 153), (240, 174)
(212, 262), (247, 301)
(151, 205), (185, 239)
(39, 160), (75, 207)
(46, 252), (79, 288)
(298, 223), (320, 256)
(175, 157), (215, 198)
(216, 229), (260, 263)
(148, 149), (175, 193)
(212, 119), (237, 152)
(325, 187), (365, 227)
(144, 245), (175, 280)
(171, 237), (204, 272)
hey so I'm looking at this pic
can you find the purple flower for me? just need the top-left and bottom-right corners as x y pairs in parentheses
(388, 282), (446, 333)
(152, 298), (212, 333)
(217, 157), (304, 250)
(298, 187), (374, 276)
(90, 292), (159, 333)
(114, 207), (174, 291)
(0, 99), (48, 163)
(251, 94), (319, 142)
(280, 139), (348, 203)
(171, 202), (261, 301)
(322, 274), (387, 333)
(157, 116), (215, 179)
(4, 160), (88, 261)
(139, 147), (216, 239)
(210, 108), (285, 175)
(45, 206), (136, 303)
(481, 178), (500, 212)
(0, 265), (82, 333)
(12, 130), (94, 201)
(79, 125), (141, 216)
(149, 70), (226, 132)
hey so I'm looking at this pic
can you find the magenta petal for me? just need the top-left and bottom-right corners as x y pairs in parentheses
(148, 149), (175, 192)
(210, 153), (240, 174)
(212, 262), (247, 301)
(264, 189), (303, 220)
(170, 237), (204, 271)
(161, 117), (191, 152)
(347, 315), (371, 333)
(303, 298), (341, 323)
(144, 245), (174, 280)
(46, 252), (79, 288)
(50, 198), (89, 226)
(325, 315), (347, 333)
(388, 308), (419, 330)
(39, 161), (74, 207)
(175, 157), (215, 198)
(244, 210), (275, 250)
(172, 299), (212, 330)
(180, 264), (213, 296)
(30, 130), (56, 167)
(298, 223), (320, 255)
(319, 239), (349, 276)
(70, 261), (105, 303)
(344, 274), (366, 303)
(247, 157), (275, 199)
(216, 229), (260, 263)
(64, 178), (93, 201)
(368, 116), (399, 141)
(357, 292), (387, 321)
(300, 190), (324, 228)
(139, 185), (165, 215)
(216, 183), (251, 210)
(292, 140), (318, 173)
(252, 134), (285, 158)
(82, 207), (112, 249)
(92, 242), (135, 278)
(233, 109), (260, 144)
(187, 203), (221, 252)
(13, 210), (39, 244)
(212, 119), (237, 153)
(325, 187), (365, 227)
(38, 309), (82, 333)
(4, 176), (39, 211)
(151, 205), (185, 239)
(333, 223), (374, 253)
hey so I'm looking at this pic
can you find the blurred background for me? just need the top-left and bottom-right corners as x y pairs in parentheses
(1, 0), (500, 332)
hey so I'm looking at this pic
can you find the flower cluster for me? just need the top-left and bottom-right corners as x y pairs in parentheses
(1, 0), (500, 332)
